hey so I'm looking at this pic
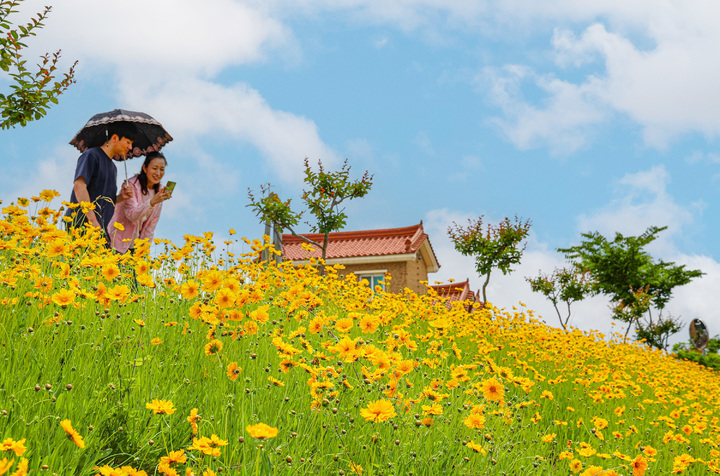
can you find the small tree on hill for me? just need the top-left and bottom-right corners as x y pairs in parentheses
(248, 158), (373, 275)
(1, 1), (77, 129)
(448, 215), (531, 304)
(558, 226), (703, 349)
(526, 266), (594, 331)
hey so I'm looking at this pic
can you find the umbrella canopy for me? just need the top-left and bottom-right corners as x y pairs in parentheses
(69, 109), (173, 161)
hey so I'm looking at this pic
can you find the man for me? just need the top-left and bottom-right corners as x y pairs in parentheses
(64, 122), (136, 233)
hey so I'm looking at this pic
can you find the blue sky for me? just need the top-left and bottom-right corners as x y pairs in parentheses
(3, 0), (720, 346)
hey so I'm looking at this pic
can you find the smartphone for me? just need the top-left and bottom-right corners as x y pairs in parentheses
(165, 181), (176, 194)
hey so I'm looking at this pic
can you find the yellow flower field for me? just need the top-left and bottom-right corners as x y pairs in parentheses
(0, 193), (719, 475)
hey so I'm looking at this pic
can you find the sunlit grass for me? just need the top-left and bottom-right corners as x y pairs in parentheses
(0, 193), (719, 475)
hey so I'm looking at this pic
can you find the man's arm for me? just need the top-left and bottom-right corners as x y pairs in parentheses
(72, 177), (100, 228)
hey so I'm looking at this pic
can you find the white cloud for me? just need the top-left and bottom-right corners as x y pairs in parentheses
(576, 165), (695, 256)
(481, 66), (607, 154)
(115, 77), (337, 184)
(20, 0), (291, 77)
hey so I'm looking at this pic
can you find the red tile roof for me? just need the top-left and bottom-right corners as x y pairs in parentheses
(281, 222), (435, 261)
(429, 279), (482, 310)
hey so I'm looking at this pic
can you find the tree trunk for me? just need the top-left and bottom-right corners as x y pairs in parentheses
(482, 271), (491, 303)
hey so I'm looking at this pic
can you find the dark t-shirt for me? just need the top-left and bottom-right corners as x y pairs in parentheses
(64, 147), (118, 230)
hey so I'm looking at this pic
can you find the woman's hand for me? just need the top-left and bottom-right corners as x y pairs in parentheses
(150, 186), (172, 207)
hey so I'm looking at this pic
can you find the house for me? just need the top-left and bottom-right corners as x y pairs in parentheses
(428, 279), (482, 311)
(281, 222), (440, 294)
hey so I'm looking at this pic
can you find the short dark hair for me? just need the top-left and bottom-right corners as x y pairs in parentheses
(107, 122), (137, 142)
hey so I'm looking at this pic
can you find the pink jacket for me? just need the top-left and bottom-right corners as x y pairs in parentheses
(107, 175), (163, 253)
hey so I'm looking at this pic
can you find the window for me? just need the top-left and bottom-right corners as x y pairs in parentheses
(359, 274), (386, 292)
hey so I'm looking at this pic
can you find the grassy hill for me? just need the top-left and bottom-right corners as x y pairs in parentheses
(0, 194), (719, 475)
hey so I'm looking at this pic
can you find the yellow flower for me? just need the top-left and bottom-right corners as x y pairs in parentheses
(146, 399), (176, 415)
(181, 280), (200, 300)
(246, 423), (278, 439)
(102, 264), (121, 281)
(480, 377), (504, 402)
(463, 413), (486, 429)
(541, 433), (556, 443)
(467, 440), (486, 454)
(51, 288), (76, 307)
(112, 222), (125, 231)
(335, 318), (353, 333)
(205, 339), (223, 355)
(421, 403), (443, 416)
(60, 419), (85, 448)
(0, 438), (26, 456)
(227, 362), (241, 381)
(187, 408), (201, 435)
(569, 459), (583, 473)
(360, 399), (396, 423)
(630, 454), (649, 476)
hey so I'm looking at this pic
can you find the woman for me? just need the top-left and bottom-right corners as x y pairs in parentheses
(107, 151), (172, 254)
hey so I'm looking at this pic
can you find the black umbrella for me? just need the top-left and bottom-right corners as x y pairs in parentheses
(69, 109), (173, 180)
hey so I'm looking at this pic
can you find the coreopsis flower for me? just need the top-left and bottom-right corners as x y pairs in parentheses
(102, 264), (121, 281)
(181, 280), (200, 300)
(568, 459), (583, 473)
(630, 455), (649, 476)
(51, 288), (76, 307)
(226, 362), (241, 381)
(245, 423), (278, 439)
(201, 270), (223, 291)
(480, 377), (504, 402)
(308, 316), (324, 334)
(358, 315), (380, 333)
(188, 435), (228, 457)
(249, 305), (269, 324)
(580, 466), (605, 476)
(187, 408), (201, 435)
(158, 450), (187, 475)
(360, 399), (396, 423)
(11, 457), (29, 475)
(146, 399), (176, 415)
(421, 403), (443, 416)
(46, 239), (69, 258)
(335, 318), (353, 333)
(112, 222), (125, 231)
(134, 260), (150, 275)
(214, 288), (236, 309)
(541, 433), (556, 443)
(592, 417), (608, 430)
(151, 338), (163, 346)
(463, 413), (486, 429)
(205, 339), (223, 356)
(0, 437), (26, 456)
(136, 274), (155, 288)
(107, 284), (131, 302)
(60, 419), (86, 448)
(349, 462), (363, 474)
(467, 441), (486, 454)
(643, 445), (658, 457)
(39, 189), (60, 201)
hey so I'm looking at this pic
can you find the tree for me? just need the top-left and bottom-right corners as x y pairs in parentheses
(526, 266), (594, 331)
(1, 1), (77, 129)
(248, 158), (373, 275)
(673, 335), (720, 371)
(448, 215), (531, 304)
(558, 226), (703, 349)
